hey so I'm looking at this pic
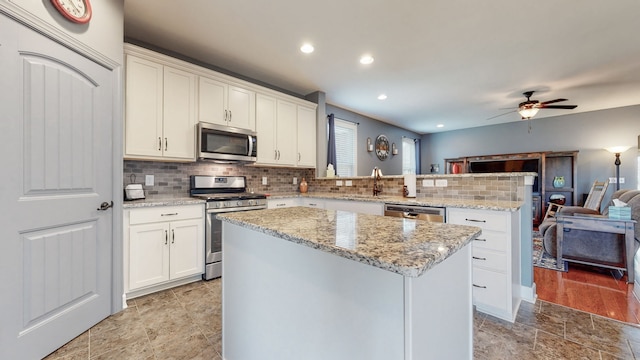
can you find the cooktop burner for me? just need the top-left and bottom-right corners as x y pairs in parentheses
(189, 175), (267, 203)
(191, 192), (266, 201)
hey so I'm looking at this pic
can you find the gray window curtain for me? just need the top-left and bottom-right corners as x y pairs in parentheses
(327, 113), (337, 168)
(415, 139), (421, 174)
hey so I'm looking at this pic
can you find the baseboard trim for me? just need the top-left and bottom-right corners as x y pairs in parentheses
(520, 283), (537, 303)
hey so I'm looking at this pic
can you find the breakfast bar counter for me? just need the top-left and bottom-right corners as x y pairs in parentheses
(218, 207), (481, 360)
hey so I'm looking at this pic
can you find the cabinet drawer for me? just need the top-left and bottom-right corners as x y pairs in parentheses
(472, 268), (508, 311)
(268, 198), (298, 209)
(472, 230), (507, 252)
(129, 205), (203, 225)
(472, 248), (507, 272)
(447, 209), (508, 232)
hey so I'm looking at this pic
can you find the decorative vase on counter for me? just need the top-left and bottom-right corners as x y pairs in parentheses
(299, 178), (308, 193)
(451, 163), (462, 174)
(552, 176), (565, 188)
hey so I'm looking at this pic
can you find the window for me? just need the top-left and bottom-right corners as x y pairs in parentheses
(334, 119), (357, 177)
(402, 137), (416, 174)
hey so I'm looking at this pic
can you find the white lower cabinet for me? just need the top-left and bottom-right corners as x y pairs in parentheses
(323, 199), (384, 215)
(267, 197), (383, 215)
(125, 204), (204, 298)
(447, 207), (521, 322)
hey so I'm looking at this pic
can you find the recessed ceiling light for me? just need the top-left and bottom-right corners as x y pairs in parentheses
(360, 55), (374, 65)
(377, 94), (387, 100)
(300, 44), (314, 54)
(436, 124), (444, 128)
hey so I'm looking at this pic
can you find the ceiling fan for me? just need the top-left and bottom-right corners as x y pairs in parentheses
(488, 91), (578, 120)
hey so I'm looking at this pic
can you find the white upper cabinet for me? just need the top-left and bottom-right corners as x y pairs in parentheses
(125, 51), (196, 161)
(297, 105), (316, 168)
(256, 95), (297, 166)
(198, 76), (255, 131)
(256, 93), (317, 167)
(124, 43), (315, 164)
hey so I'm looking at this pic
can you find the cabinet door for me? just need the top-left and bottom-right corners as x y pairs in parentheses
(276, 99), (297, 166)
(128, 223), (170, 291)
(256, 94), (278, 165)
(125, 55), (163, 158)
(198, 76), (227, 126)
(163, 66), (197, 160)
(228, 85), (255, 130)
(169, 219), (204, 280)
(297, 105), (316, 167)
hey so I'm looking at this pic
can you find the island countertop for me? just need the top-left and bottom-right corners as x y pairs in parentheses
(218, 206), (481, 277)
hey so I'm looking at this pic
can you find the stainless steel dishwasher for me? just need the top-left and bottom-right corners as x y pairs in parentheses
(384, 204), (445, 222)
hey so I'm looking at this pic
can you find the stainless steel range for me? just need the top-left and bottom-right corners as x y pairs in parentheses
(190, 175), (267, 280)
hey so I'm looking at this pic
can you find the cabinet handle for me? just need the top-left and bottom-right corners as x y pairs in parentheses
(472, 256), (487, 261)
(161, 213), (178, 216)
(465, 218), (486, 223)
(474, 238), (487, 242)
(308, 203), (317, 206)
(277, 203), (286, 207)
(229, 110), (232, 121)
(165, 230), (168, 245)
(277, 150), (280, 160)
(298, 153), (301, 161)
(224, 110), (228, 121)
(158, 137), (162, 151)
(274, 150), (278, 160)
(171, 229), (175, 244)
(164, 137), (168, 151)
(473, 284), (487, 289)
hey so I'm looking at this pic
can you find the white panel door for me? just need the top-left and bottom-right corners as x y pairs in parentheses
(128, 223), (170, 291)
(163, 66), (196, 160)
(227, 85), (255, 130)
(169, 219), (204, 280)
(0, 15), (113, 359)
(124, 54), (163, 157)
(198, 76), (227, 126)
(297, 105), (316, 167)
(256, 94), (278, 165)
(276, 99), (297, 166)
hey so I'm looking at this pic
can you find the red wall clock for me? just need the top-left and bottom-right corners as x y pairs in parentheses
(50, 0), (92, 24)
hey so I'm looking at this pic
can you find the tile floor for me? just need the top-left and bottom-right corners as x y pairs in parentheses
(45, 279), (640, 360)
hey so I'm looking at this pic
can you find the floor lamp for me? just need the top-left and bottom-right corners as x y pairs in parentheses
(605, 146), (632, 191)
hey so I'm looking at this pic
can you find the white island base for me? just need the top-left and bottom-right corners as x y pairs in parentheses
(222, 222), (473, 360)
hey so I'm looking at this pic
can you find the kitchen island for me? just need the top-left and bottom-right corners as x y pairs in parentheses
(218, 207), (482, 360)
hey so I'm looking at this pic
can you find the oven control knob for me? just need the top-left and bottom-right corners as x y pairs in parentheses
(224, 201), (230, 207)
(215, 202), (221, 208)
(237, 201), (243, 206)
(248, 200), (255, 206)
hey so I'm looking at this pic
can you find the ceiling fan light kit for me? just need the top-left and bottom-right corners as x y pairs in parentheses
(501, 90), (578, 121)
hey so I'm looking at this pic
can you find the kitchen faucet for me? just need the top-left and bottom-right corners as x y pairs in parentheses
(372, 167), (383, 196)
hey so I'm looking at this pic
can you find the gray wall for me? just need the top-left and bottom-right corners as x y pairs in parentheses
(326, 104), (421, 176)
(422, 105), (640, 203)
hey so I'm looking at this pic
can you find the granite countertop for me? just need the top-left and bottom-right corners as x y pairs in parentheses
(218, 207), (482, 277)
(123, 197), (205, 209)
(267, 192), (523, 211)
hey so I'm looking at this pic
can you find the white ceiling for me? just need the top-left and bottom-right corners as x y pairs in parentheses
(124, 0), (640, 134)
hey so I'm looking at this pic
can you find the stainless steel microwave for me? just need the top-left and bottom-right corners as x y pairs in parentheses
(198, 122), (257, 162)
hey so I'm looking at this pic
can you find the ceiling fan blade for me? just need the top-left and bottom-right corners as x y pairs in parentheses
(540, 105), (577, 109)
(539, 98), (567, 106)
(486, 109), (516, 120)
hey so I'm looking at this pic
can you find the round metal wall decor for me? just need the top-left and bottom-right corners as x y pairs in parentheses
(375, 134), (390, 160)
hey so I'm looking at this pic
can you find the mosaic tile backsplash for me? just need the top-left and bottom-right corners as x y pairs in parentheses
(124, 160), (529, 202)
